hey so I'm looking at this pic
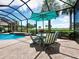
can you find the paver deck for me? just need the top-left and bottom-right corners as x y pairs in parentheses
(0, 36), (79, 59)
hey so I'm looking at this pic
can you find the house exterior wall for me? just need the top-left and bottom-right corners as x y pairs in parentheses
(0, 20), (8, 26)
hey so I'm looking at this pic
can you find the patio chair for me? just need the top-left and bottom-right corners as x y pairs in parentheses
(30, 31), (59, 46)
(43, 31), (59, 44)
(41, 31), (59, 51)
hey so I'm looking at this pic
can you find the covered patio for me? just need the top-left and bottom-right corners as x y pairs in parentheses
(0, 0), (79, 59)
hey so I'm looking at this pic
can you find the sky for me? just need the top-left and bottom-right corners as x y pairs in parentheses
(0, 0), (76, 29)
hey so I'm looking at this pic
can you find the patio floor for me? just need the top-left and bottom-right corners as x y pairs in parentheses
(0, 36), (79, 59)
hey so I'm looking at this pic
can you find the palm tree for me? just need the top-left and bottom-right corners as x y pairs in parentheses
(42, 0), (60, 32)
(42, 0), (55, 11)
(66, 0), (76, 6)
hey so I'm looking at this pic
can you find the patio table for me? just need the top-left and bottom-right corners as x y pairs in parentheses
(36, 33), (46, 44)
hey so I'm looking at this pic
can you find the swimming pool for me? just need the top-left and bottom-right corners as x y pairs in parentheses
(0, 34), (25, 40)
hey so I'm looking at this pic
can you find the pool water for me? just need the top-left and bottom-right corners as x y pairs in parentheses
(0, 34), (25, 40)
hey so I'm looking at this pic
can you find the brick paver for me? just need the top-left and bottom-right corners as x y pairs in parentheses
(0, 36), (79, 59)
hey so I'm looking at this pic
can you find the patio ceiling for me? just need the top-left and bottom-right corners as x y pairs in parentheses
(0, 0), (77, 23)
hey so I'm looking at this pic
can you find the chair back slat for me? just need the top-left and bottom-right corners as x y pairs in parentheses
(44, 32), (59, 44)
(44, 33), (49, 43)
(53, 31), (59, 42)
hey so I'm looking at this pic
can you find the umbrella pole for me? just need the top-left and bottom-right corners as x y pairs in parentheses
(48, 20), (51, 32)
(43, 20), (44, 30)
(36, 21), (37, 34)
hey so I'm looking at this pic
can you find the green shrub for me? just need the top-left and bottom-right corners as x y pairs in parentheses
(0, 26), (5, 32)
(29, 29), (36, 35)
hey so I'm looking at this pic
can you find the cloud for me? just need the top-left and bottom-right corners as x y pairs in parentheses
(19, 0), (44, 13)
(15, 0), (44, 12)
(27, 0), (44, 9)
(51, 15), (69, 23)
(51, 15), (70, 28)
(0, 0), (12, 5)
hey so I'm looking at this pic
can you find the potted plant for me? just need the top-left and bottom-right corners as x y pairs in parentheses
(39, 29), (44, 33)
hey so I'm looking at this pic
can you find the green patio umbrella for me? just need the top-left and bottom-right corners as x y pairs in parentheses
(30, 11), (57, 21)
(29, 10), (57, 32)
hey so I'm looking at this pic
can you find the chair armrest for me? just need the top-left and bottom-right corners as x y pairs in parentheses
(37, 36), (46, 38)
